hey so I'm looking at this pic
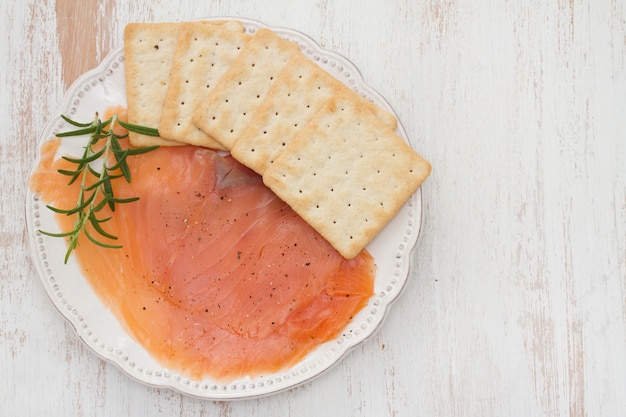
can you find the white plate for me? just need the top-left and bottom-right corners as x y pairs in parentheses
(25, 17), (423, 400)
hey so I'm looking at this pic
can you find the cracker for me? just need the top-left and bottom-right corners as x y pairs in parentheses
(229, 53), (336, 174)
(158, 20), (249, 149)
(124, 22), (184, 147)
(230, 53), (398, 175)
(262, 93), (431, 259)
(191, 28), (300, 149)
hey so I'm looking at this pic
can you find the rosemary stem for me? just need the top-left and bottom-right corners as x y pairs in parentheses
(40, 112), (159, 264)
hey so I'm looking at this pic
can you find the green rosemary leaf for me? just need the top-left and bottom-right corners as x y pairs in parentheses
(114, 132), (129, 140)
(66, 192), (96, 215)
(110, 151), (131, 181)
(93, 195), (112, 212)
(92, 215), (113, 223)
(125, 145), (160, 155)
(118, 119), (160, 137)
(83, 177), (108, 192)
(88, 212), (118, 240)
(84, 228), (123, 249)
(56, 126), (98, 137)
(110, 196), (140, 204)
(101, 174), (115, 211)
(39, 229), (76, 238)
(108, 136), (132, 182)
(88, 165), (103, 179)
(61, 114), (92, 128)
(107, 172), (125, 180)
(57, 168), (82, 177)
(62, 147), (105, 164)
(100, 118), (113, 130)
(42, 112), (159, 263)
(45, 204), (76, 215)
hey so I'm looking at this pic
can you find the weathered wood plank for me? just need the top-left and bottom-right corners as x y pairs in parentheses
(2, 0), (625, 416)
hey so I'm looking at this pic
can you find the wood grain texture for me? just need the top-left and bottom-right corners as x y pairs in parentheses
(2, 0), (625, 416)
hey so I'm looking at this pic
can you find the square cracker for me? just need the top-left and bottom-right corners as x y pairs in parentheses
(262, 93), (431, 259)
(230, 52), (398, 175)
(191, 28), (300, 149)
(124, 22), (185, 147)
(158, 20), (249, 149)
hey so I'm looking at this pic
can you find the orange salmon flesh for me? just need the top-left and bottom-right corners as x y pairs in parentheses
(30, 123), (375, 381)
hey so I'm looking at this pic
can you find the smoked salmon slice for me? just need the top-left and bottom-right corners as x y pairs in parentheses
(30, 136), (375, 381)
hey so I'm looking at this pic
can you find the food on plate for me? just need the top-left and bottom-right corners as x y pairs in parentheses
(36, 110), (159, 263)
(124, 22), (185, 147)
(124, 21), (430, 256)
(159, 20), (249, 148)
(192, 28), (301, 149)
(33, 19), (431, 382)
(31, 135), (376, 381)
(263, 93), (432, 259)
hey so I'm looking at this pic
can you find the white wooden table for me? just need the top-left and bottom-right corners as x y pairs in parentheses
(2, 1), (625, 416)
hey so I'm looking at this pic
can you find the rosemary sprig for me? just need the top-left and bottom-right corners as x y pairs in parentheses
(40, 112), (159, 263)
